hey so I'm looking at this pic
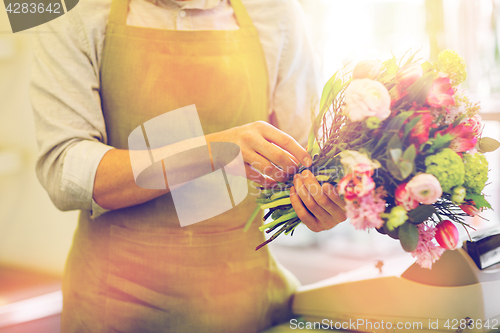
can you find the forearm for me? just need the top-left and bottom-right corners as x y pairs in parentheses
(93, 139), (215, 210)
(93, 149), (168, 210)
(93, 122), (312, 211)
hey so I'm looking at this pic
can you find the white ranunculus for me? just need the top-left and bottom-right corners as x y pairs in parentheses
(343, 79), (391, 122)
(339, 150), (381, 174)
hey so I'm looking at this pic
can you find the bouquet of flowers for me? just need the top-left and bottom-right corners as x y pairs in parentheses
(248, 50), (500, 269)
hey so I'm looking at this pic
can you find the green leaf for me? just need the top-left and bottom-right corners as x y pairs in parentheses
(319, 73), (342, 114)
(381, 56), (398, 74)
(399, 222), (419, 252)
(478, 137), (500, 153)
(308, 72), (350, 154)
(372, 132), (393, 154)
(383, 223), (400, 240)
(465, 193), (492, 209)
(399, 160), (413, 179)
(406, 71), (435, 106)
(387, 134), (402, 151)
(397, 145), (416, 179)
(427, 133), (453, 154)
(403, 115), (421, 142)
(387, 159), (402, 180)
(377, 57), (398, 86)
(421, 61), (434, 72)
(402, 144), (417, 162)
(408, 205), (437, 223)
(379, 73), (396, 86)
(308, 141), (321, 159)
(387, 143), (415, 180)
(386, 111), (414, 132)
(451, 114), (467, 128)
(306, 133), (316, 155)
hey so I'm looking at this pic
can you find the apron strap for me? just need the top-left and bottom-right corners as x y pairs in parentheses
(230, 0), (254, 29)
(108, 0), (129, 26)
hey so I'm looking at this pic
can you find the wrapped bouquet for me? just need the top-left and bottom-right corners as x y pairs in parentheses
(248, 50), (500, 269)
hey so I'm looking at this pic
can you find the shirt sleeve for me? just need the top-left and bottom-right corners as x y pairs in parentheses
(30, 6), (113, 217)
(270, 0), (321, 147)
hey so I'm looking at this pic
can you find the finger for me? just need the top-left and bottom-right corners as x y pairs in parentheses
(253, 139), (299, 176)
(294, 174), (334, 230)
(245, 151), (285, 182)
(244, 164), (277, 187)
(274, 143), (301, 165)
(301, 170), (346, 218)
(322, 183), (346, 211)
(290, 186), (322, 232)
(259, 123), (313, 168)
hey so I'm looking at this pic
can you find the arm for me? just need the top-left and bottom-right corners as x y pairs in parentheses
(31, 3), (313, 215)
(94, 121), (313, 210)
(30, 5), (113, 215)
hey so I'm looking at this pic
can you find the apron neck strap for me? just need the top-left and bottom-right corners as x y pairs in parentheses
(108, 0), (128, 26)
(229, 0), (254, 29)
(108, 0), (255, 29)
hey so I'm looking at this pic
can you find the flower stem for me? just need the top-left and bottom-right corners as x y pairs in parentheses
(243, 205), (261, 232)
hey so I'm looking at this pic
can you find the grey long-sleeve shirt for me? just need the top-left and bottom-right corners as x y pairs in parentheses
(30, 0), (321, 217)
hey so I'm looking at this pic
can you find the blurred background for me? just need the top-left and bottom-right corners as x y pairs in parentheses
(1, 0), (500, 331)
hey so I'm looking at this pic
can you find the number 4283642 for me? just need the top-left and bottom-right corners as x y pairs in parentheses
(444, 318), (499, 330)
(6, 3), (61, 14)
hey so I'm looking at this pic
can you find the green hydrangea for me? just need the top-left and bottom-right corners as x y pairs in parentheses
(463, 153), (488, 194)
(425, 148), (464, 193)
(386, 206), (408, 231)
(438, 50), (467, 86)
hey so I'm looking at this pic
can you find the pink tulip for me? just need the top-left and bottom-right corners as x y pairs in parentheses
(434, 220), (459, 249)
(460, 200), (481, 216)
(396, 64), (424, 90)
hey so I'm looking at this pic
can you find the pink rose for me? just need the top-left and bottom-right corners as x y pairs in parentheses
(395, 183), (419, 210)
(427, 76), (455, 108)
(353, 60), (381, 80)
(434, 220), (459, 250)
(406, 174), (443, 205)
(344, 79), (391, 122)
(396, 63), (424, 90)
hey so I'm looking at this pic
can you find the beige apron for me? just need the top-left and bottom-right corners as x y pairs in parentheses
(60, 0), (300, 331)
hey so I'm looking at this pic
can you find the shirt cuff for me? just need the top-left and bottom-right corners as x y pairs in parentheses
(61, 140), (114, 218)
(91, 198), (110, 219)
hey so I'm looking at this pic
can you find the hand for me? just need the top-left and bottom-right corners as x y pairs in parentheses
(291, 169), (346, 232)
(205, 121), (312, 186)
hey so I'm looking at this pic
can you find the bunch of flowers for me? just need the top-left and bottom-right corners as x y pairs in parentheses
(248, 50), (500, 269)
